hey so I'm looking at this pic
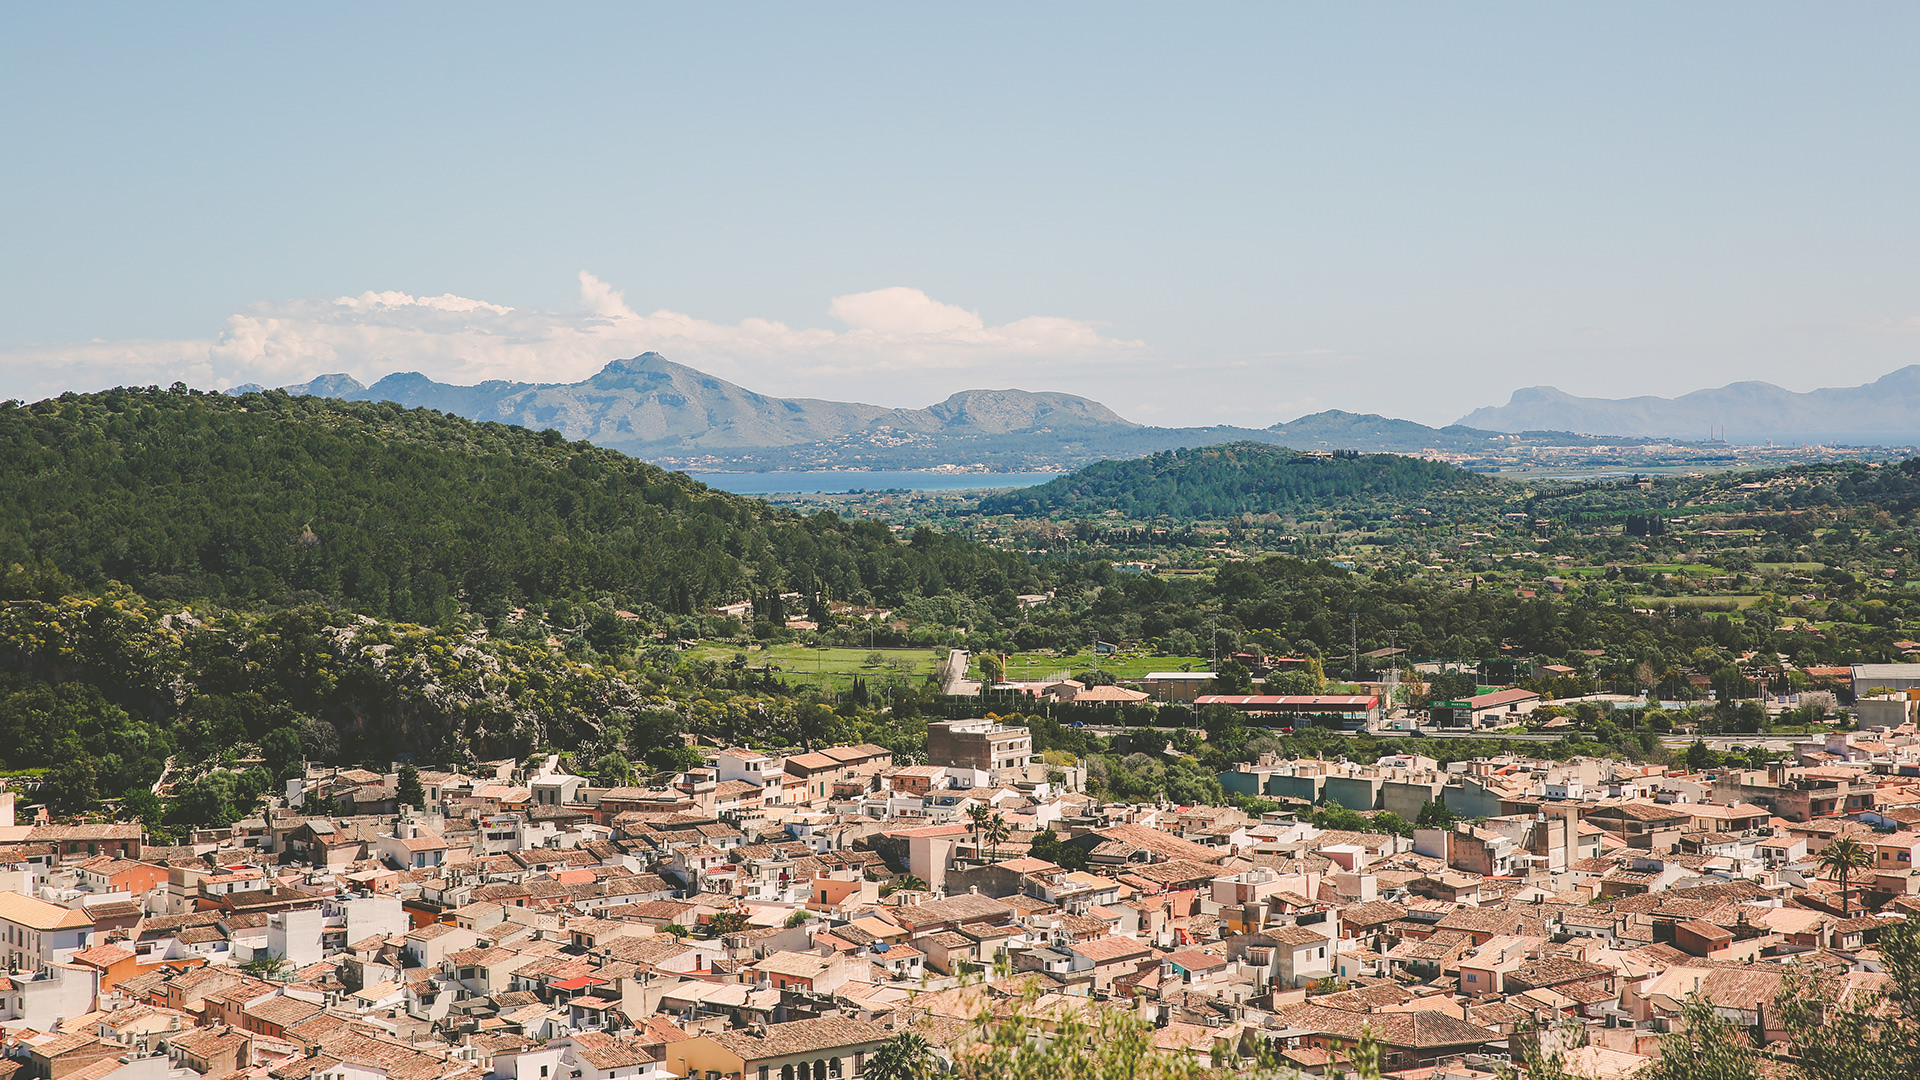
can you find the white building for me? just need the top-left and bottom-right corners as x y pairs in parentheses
(0, 890), (95, 971)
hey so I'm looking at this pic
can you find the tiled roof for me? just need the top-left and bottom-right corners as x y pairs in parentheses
(706, 1016), (893, 1061)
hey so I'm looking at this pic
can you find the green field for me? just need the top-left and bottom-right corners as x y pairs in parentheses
(975, 650), (1217, 682)
(680, 644), (945, 690)
(1628, 595), (1763, 610)
(1756, 562), (1825, 572)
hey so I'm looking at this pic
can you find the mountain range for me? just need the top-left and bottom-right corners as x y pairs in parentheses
(238, 354), (1664, 471)
(1458, 366), (1920, 444)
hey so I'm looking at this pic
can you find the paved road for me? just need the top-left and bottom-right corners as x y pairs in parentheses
(942, 648), (980, 696)
(1066, 722), (1831, 752)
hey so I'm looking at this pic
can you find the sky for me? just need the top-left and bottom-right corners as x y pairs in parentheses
(4, 4), (1919, 428)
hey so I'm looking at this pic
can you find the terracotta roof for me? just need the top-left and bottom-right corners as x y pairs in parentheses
(1272, 1004), (1499, 1049)
(706, 1016), (893, 1061)
(566, 1033), (655, 1070)
(0, 890), (94, 930)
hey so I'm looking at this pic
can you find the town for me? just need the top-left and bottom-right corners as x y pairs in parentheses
(3, 656), (1918, 1080)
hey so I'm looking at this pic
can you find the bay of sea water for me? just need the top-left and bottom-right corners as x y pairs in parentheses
(687, 470), (1056, 495)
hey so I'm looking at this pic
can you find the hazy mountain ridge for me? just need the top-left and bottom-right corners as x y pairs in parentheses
(1458, 365), (1920, 443)
(242, 355), (1662, 470)
(259, 353), (1136, 455)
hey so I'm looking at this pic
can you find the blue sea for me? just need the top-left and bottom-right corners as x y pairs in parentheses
(686, 470), (1057, 495)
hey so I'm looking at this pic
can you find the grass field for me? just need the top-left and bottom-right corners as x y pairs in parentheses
(1756, 561), (1825, 572)
(681, 643), (946, 690)
(1629, 595), (1763, 610)
(975, 650), (1216, 682)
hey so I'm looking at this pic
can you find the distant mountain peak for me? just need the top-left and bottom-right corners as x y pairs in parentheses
(245, 355), (1138, 453)
(1458, 366), (1920, 443)
(283, 373), (367, 397)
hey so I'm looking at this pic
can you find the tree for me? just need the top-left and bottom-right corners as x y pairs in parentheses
(44, 757), (99, 816)
(866, 1031), (936, 1080)
(121, 788), (165, 831)
(951, 993), (1323, 1080)
(1265, 669), (1323, 695)
(979, 654), (1006, 685)
(169, 773), (240, 828)
(1415, 800), (1457, 828)
(703, 910), (749, 938)
(660, 923), (690, 938)
(984, 812), (1011, 863)
(396, 764), (425, 810)
(1685, 739), (1717, 772)
(1161, 628), (1201, 657)
(1212, 659), (1252, 695)
(242, 950), (294, 981)
(1028, 827), (1088, 870)
(784, 910), (814, 928)
(966, 803), (992, 855)
(1818, 836), (1874, 918)
(1426, 670), (1478, 703)
(1773, 920), (1920, 1080)
(1638, 993), (1758, 1080)
(262, 727), (303, 779)
(1027, 826), (1058, 859)
(594, 752), (634, 787)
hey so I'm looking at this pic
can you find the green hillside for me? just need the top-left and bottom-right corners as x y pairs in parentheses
(0, 385), (1036, 621)
(976, 441), (1491, 519)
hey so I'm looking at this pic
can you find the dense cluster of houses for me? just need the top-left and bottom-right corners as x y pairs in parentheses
(1, 718), (1918, 1080)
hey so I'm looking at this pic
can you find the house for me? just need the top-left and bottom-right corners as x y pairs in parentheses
(0, 890), (95, 971)
(663, 1015), (895, 1080)
(27, 824), (144, 863)
(1062, 934), (1153, 991)
(925, 719), (1033, 779)
(376, 819), (450, 870)
(712, 750), (792, 807)
(74, 855), (168, 898)
(750, 950), (862, 994)
(161, 1027), (252, 1078)
(555, 1033), (669, 1080)
(1266, 922), (1335, 987)
(1585, 803), (1693, 850)
(1429, 689), (1540, 729)
(1270, 1004), (1501, 1073)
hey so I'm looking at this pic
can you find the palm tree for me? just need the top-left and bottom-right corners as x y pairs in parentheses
(864, 1031), (935, 1080)
(1819, 836), (1874, 917)
(966, 802), (992, 858)
(984, 811), (1011, 864)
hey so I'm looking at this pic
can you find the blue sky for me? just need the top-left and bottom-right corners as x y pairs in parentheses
(4, 4), (1918, 427)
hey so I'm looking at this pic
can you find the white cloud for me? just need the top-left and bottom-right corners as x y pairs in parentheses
(0, 274), (1145, 407)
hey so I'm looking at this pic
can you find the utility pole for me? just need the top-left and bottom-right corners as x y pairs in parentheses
(1384, 630), (1400, 721)
(1349, 612), (1359, 685)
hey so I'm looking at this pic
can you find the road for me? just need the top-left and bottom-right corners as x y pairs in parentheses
(942, 648), (980, 696)
(1064, 723), (1829, 749)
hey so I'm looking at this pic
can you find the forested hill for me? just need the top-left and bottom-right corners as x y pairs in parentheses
(0, 386), (1036, 620)
(977, 441), (1491, 519)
